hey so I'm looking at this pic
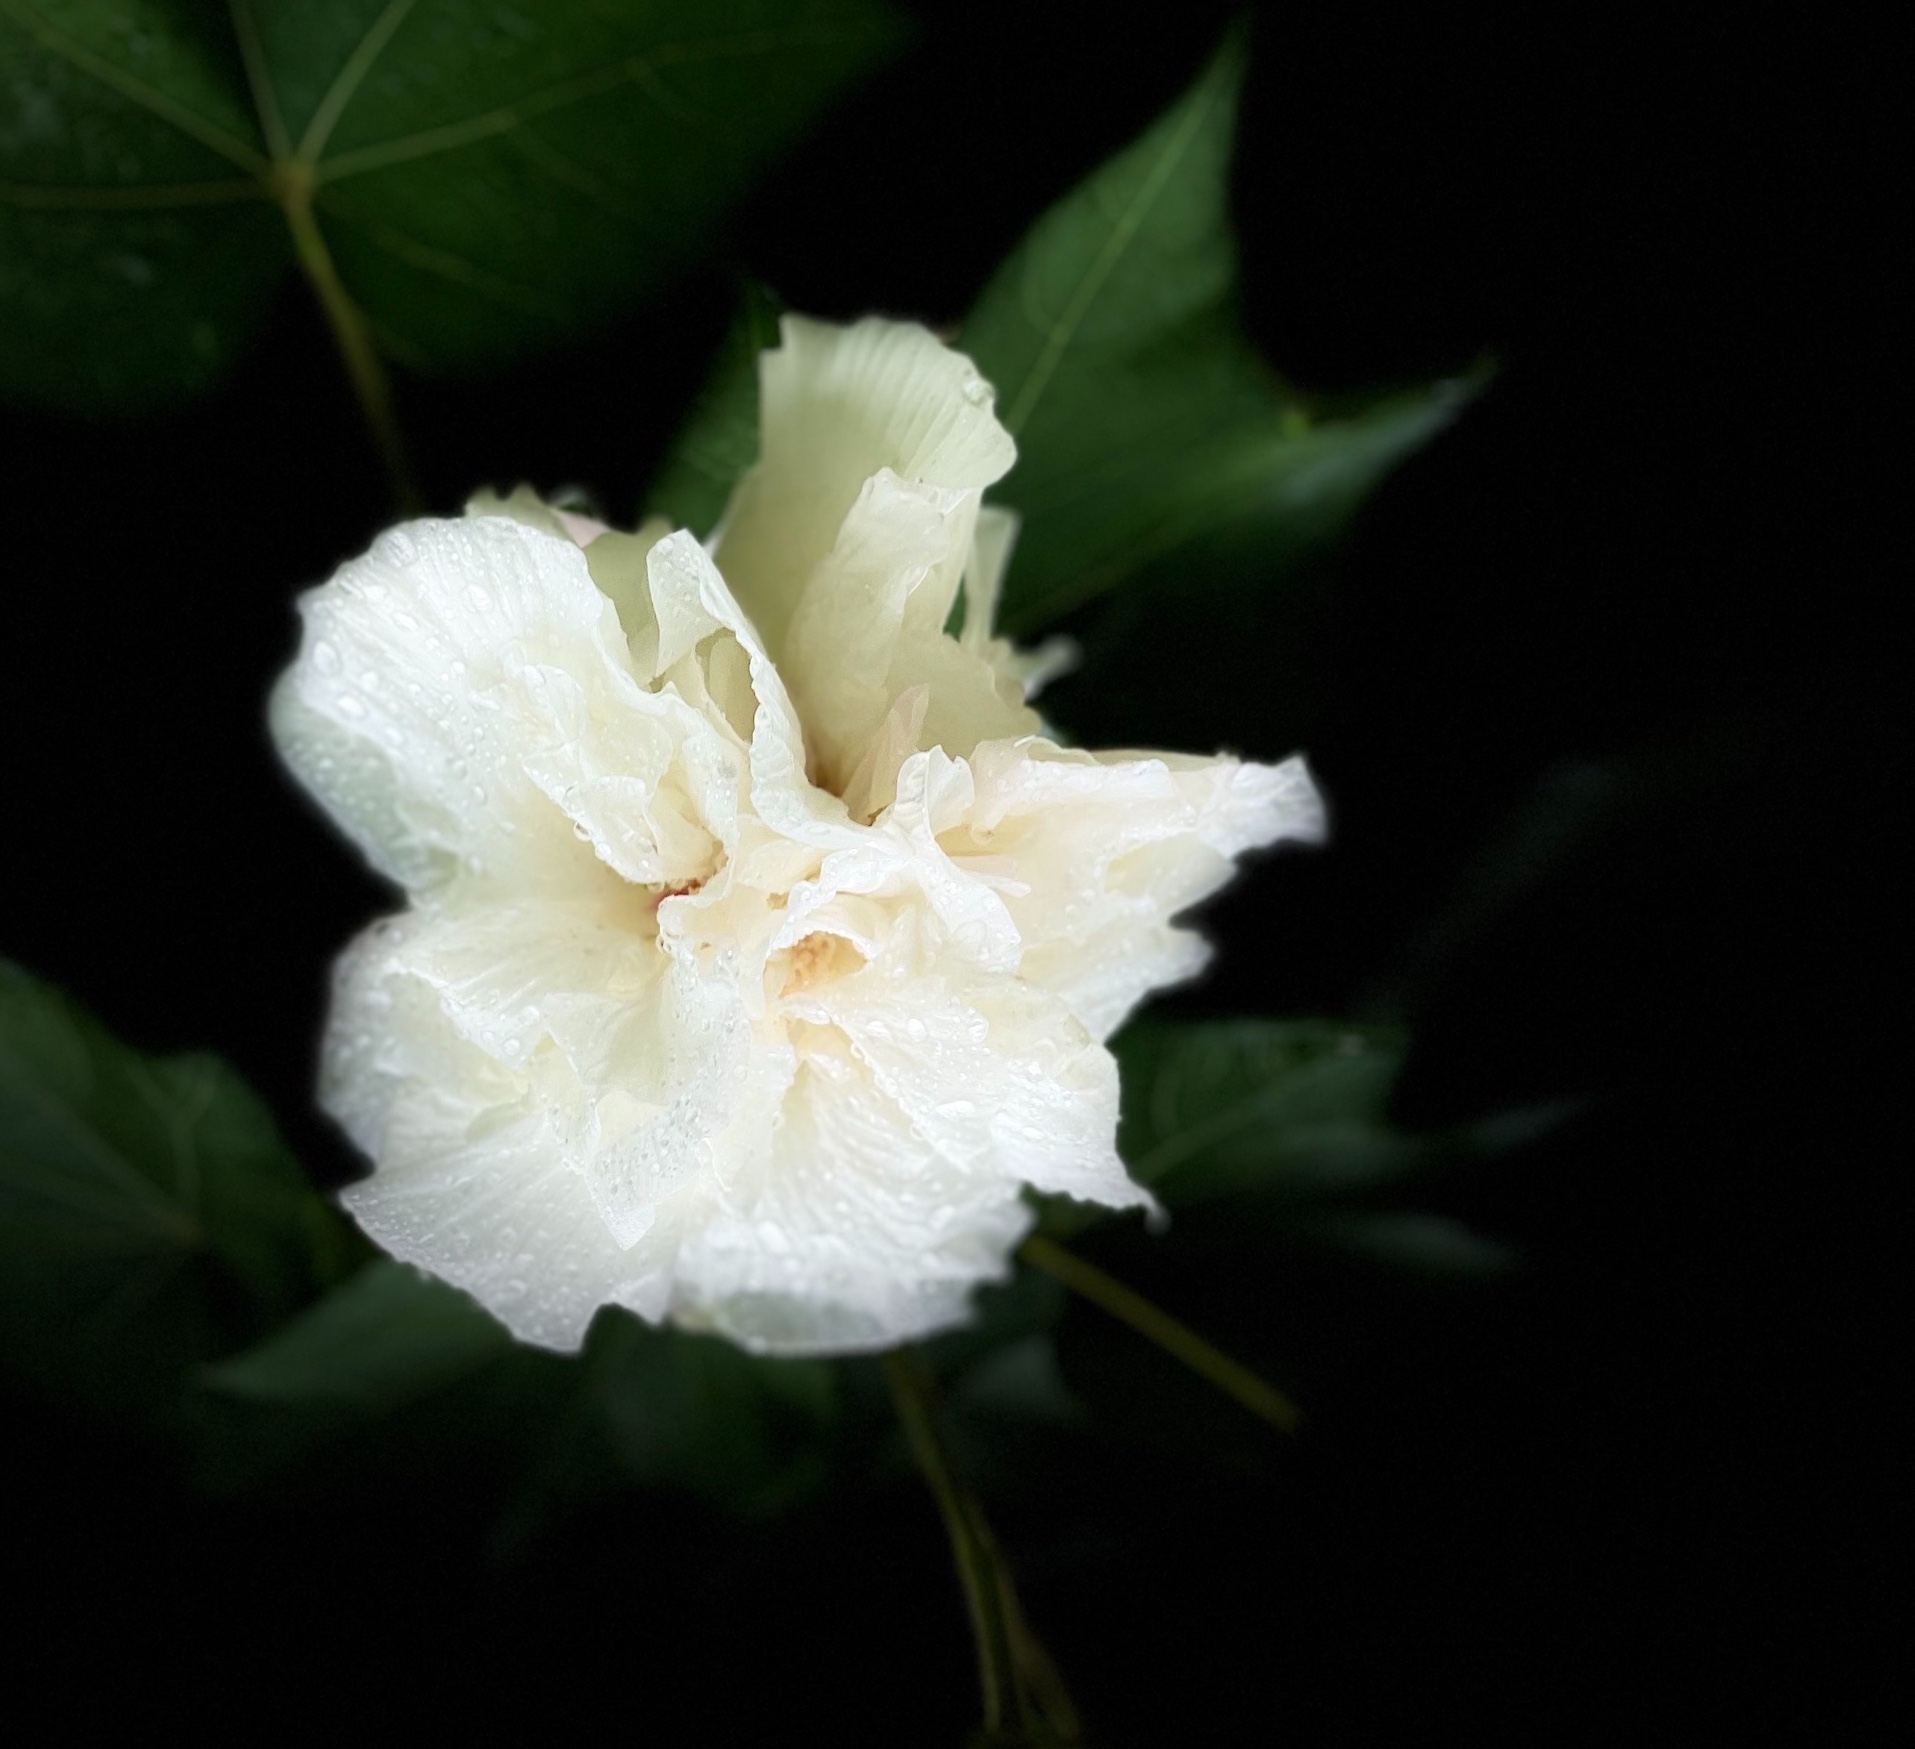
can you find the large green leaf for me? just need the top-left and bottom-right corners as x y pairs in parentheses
(189, 1254), (553, 1492)
(0, 956), (349, 1417)
(639, 32), (1469, 641)
(203, 1255), (510, 1410)
(193, 1258), (838, 1524)
(958, 33), (1474, 637)
(1115, 1017), (1426, 1209)
(1035, 1016), (1518, 1276)
(0, 0), (902, 411)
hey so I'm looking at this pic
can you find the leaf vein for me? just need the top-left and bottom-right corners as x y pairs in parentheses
(0, 176), (264, 210)
(1000, 61), (1230, 436)
(316, 193), (569, 320)
(0, 0), (266, 175)
(312, 27), (861, 183)
(296, 0), (420, 166)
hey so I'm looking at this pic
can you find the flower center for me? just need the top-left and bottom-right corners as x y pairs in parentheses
(780, 930), (863, 996)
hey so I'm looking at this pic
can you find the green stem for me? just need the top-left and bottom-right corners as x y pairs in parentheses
(1019, 1231), (1302, 1434)
(272, 165), (421, 513)
(884, 1347), (1023, 1736)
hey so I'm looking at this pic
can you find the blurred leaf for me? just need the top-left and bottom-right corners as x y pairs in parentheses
(203, 1256), (510, 1411)
(1116, 1016), (1429, 1210)
(1283, 1211), (1514, 1275)
(190, 1258), (562, 1495)
(923, 1256), (1067, 1377)
(958, 31), (1474, 637)
(500, 1311), (837, 1544)
(1034, 1015), (1526, 1279)
(0, 0), (902, 411)
(643, 275), (784, 535)
(0, 956), (344, 1418)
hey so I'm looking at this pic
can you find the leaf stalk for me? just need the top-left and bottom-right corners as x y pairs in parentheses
(271, 164), (421, 513)
(1019, 1231), (1301, 1434)
(883, 1346), (1079, 1746)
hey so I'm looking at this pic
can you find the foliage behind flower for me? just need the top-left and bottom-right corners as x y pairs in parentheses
(271, 317), (1322, 1354)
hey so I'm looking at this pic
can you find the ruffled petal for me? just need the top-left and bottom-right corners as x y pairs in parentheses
(712, 316), (1017, 663)
(793, 963), (1146, 1215)
(272, 515), (720, 897)
(322, 911), (660, 1350)
(670, 1026), (1033, 1354)
(324, 890), (780, 1296)
(950, 739), (1326, 1038)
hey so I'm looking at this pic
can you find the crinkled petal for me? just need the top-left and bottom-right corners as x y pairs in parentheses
(325, 892), (774, 1281)
(781, 469), (974, 790)
(793, 964), (1147, 1215)
(713, 316), (1017, 662)
(271, 516), (718, 897)
(322, 912), (664, 1349)
(671, 1028), (1033, 1354)
(951, 739), (1326, 1037)
(644, 529), (862, 856)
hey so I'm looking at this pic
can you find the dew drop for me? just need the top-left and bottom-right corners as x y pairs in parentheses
(380, 531), (417, 564)
(312, 640), (341, 675)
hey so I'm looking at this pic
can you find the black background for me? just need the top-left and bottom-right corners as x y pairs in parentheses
(0, 3), (1891, 1743)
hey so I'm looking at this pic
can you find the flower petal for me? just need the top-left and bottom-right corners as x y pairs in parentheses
(951, 740), (1326, 1037)
(713, 316), (1017, 662)
(671, 1027), (1032, 1354)
(793, 962), (1146, 1214)
(325, 891), (776, 1290)
(272, 516), (717, 896)
(322, 912), (658, 1350)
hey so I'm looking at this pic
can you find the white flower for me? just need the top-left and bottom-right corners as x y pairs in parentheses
(271, 316), (1323, 1355)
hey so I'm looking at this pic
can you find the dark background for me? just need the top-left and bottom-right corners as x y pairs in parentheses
(1, 3), (1890, 1742)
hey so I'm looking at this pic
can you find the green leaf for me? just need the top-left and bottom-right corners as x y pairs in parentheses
(517, 1309), (838, 1526)
(189, 1254), (546, 1493)
(1040, 1015), (1520, 1277)
(1115, 1016), (1427, 1209)
(1, 0), (903, 411)
(642, 275), (784, 535)
(957, 31), (1475, 637)
(194, 1258), (839, 1526)
(202, 1256), (510, 1412)
(0, 956), (345, 1418)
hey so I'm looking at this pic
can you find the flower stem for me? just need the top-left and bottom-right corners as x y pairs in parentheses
(883, 1347), (1078, 1745)
(1018, 1232), (1302, 1434)
(272, 164), (421, 514)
